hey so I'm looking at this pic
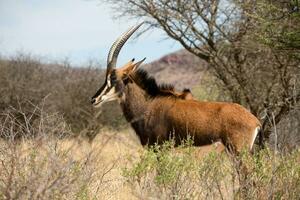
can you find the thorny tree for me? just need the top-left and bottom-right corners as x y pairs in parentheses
(105, 0), (300, 147)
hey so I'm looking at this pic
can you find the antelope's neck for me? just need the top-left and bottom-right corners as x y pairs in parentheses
(120, 82), (150, 124)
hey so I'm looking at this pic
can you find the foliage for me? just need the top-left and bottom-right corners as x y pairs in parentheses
(250, 0), (300, 51)
(123, 142), (300, 200)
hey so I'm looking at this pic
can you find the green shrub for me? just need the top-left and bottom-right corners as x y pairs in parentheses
(124, 141), (300, 200)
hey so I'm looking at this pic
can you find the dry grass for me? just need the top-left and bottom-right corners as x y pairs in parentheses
(0, 120), (300, 199)
(0, 106), (142, 199)
(0, 126), (144, 200)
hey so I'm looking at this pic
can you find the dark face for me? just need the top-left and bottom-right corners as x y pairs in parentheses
(91, 58), (145, 107)
(91, 70), (125, 107)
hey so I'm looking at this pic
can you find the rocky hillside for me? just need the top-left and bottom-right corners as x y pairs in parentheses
(143, 50), (207, 90)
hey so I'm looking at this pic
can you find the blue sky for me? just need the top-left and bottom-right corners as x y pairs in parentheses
(0, 0), (181, 66)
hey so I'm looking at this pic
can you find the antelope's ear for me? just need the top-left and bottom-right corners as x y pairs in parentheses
(131, 57), (146, 72)
(119, 58), (135, 71)
(121, 57), (146, 76)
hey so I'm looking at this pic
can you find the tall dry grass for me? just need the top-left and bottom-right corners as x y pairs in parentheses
(0, 106), (142, 199)
(0, 105), (299, 199)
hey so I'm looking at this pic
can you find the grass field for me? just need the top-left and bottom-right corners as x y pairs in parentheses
(1, 126), (299, 200)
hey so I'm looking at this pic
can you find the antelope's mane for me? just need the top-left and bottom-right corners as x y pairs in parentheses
(130, 69), (177, 97)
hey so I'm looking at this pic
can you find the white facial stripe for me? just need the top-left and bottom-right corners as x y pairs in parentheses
(95, 82), (119, 105)
(102, 87), (117, 100)
(98, 85), (109, 98)
(107, 74), (112, 87)
(107, 79), (111, 87)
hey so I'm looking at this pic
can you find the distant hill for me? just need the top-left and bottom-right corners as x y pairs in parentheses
(143, 49), (207, 90)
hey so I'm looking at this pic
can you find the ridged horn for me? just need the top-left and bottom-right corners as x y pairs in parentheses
(107, 22), (143, 71)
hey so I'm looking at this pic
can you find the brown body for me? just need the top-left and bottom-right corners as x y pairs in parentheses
(120, 79), (260, 152)
(91, 23), (261, 153)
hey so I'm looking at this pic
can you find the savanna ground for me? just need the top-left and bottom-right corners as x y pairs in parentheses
(1, 111), (300, 200)
(0, 55), (299, 200)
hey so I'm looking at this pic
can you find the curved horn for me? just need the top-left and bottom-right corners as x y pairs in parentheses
(107, 22), (143, 71)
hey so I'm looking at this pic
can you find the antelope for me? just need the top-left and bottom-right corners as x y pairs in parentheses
(91, 23), (261, 153)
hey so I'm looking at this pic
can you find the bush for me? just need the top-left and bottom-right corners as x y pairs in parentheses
(0, 54), (127, 138)
(123, 142), (300, 200)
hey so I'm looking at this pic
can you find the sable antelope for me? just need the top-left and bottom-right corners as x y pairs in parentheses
(91, 23), (261, 153)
